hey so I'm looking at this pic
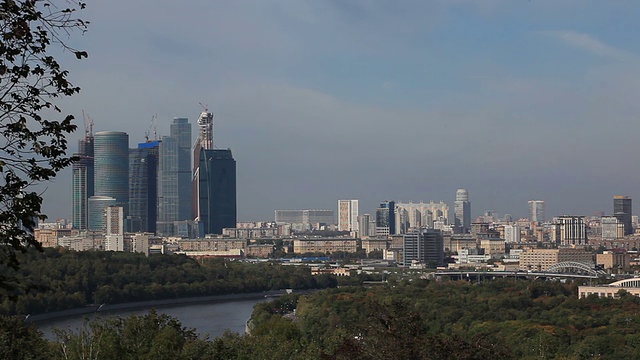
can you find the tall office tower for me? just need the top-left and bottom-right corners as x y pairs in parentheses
(71, 132), (94, 230)
(528, 200), (545, 223)
(157, 118), (192, 236)
(195, 148), (236, 236)
(376, 201), (396, 236)
(454, 188), (471, 233)
(402, 228), (444, 267)
(338, 199), (359, 232)
(613, 195), (633, 235)
(129, 141), (159, 233)
(555, 216), (587, 246)
(87, 195), (115, 232)
(94, 131), (129, 211)
(171, 118), (192, 221)
(358, 213), (371, 239)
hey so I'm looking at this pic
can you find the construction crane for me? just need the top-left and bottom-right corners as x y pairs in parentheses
(145, 114), (157, 142)
(82, 110), (94, 138)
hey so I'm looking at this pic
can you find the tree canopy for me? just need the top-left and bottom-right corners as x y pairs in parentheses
(0, 0), (87, 272)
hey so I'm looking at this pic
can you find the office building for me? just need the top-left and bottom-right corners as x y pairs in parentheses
(376, 201), (395, 235)
(194, 148), (236, 236)
(555, 216), (587, 246)
(338, 199), (359, 232)
(358, 213), (372, 239)
(71, 133), (94, 230)
(402, 228), (444, 267)
(601, 216), (624, 240)
(614, 195), (633, 236)
(94, 131), (129, 210)
(157, 117), (193, 236)
(528, 200), (545, 223)
(129, 141), (159, 233)
(190, 108), (237, 236)
(454, 188), (471, 233)
(504, 224), (521, 243)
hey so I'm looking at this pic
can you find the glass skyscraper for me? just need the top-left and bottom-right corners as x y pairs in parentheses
(129, 141), (159, 233)
(157, 118), (192, 236)
(94, 131), (129, 211)
(195, 148), (236, 236)
(72, 135), (94, 230)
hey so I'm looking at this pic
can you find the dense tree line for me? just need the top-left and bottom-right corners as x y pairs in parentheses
(0, 248), (338, 315)
(3, 278), (640, 358)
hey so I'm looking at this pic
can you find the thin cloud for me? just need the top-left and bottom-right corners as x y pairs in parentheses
(546, 30), (633, 61)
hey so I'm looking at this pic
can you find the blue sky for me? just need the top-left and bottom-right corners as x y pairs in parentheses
(41, 0), (640, 221)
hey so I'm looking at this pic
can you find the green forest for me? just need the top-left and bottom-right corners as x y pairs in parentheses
(0, 248), (337, 315)
(2, 278), (639, 359)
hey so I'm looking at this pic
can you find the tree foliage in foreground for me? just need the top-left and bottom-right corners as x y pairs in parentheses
(5, 279), (640, 359)
(0, 0), (87, 273)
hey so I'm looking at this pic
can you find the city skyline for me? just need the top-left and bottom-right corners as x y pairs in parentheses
(38, 1), (640, 222)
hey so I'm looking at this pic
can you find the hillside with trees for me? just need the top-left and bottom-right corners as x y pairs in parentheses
(0, 248), (337, 315)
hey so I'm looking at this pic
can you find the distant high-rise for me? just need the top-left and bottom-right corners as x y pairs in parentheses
(194, 148), (236, 236)
(555, 216), (587, 246)
(613, 195), (633, 236)
(376, 201), (395, 235)
(358, 213), (372, 239)
(157, 117), (192, 236)
(528, 200), (545, 223)
(454, 188), (471, 233)
(402, 228), (444, 267)
(72, 133), (94, 230)
(338, 199), (359, 232)
(94, 131), (129, 211)
(129, 141), (159, 233)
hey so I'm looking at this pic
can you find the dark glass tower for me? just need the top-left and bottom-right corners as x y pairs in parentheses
(195, 148), (236, 236)
(72, 135), (94, 230)
(376, 201), (396, 235)
(614, 195), (633, 236)
(129, 141), (159, 233)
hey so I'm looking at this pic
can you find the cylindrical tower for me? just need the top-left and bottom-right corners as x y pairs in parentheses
(94, 131), (129, 210)
(88, 195), (116, 231)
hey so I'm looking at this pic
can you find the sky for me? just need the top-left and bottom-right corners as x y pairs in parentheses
(39, 0), (640, 222)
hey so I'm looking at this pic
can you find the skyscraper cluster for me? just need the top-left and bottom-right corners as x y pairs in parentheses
(71, 109), (236, 238)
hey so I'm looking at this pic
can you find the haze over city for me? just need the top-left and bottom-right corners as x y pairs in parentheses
(41, 1), (640, 221)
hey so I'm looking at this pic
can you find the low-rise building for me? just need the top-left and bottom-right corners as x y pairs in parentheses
(246, 244), (274, 258)
(178, 238), (247, 252)
(519, 248), (593, 271)
(293, 238), (358, 254)
(361, 239), (388, 254)
(579, 278), (640, 298)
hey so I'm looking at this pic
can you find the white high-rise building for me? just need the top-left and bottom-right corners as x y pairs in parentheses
(528, 200), (545, 223)
(454, 189), (471, 232)
(338, 199), (359, 232)
(504, 224), (521, 243)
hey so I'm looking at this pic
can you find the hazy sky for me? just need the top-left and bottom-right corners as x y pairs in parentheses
(40, 0), (640, 221)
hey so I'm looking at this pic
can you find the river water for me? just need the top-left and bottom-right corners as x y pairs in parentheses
(36, 298), (266, 341)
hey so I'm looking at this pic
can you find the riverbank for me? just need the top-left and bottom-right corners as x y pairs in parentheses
(26, 290), (289, 324)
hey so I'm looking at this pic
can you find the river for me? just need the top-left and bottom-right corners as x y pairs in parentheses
(36, 297), (267, 341)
